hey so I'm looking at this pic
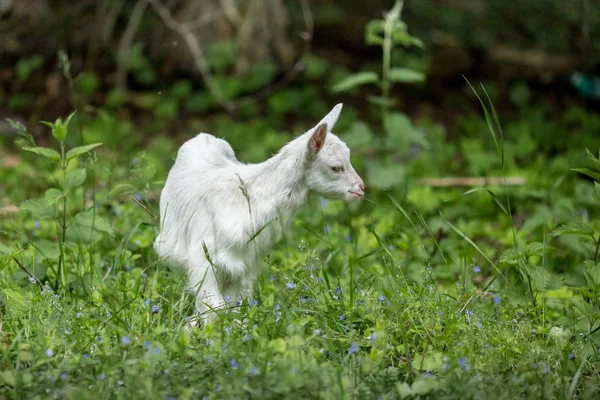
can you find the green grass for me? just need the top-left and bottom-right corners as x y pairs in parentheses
(1, 99), (600, 399)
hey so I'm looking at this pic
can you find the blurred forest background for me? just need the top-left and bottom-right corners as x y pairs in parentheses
(1, 0), (599, 140)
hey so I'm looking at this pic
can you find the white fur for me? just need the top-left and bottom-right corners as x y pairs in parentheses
(154, 104), (364, 323)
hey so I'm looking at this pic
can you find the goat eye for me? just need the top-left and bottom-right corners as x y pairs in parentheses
(331, 166), (343, 173)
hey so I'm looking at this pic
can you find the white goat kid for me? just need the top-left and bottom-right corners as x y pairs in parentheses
(154, 104), (364, 324)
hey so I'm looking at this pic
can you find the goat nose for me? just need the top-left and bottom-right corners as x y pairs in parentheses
(359, 183), (365, 192)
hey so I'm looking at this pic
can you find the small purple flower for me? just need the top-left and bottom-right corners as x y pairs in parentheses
(338, 314), (345, 321)
(473, 266), (481, 273)
(424, 372), (432, 378)
(106, 311), (111, 317)
(249, 367), (259, 376)
(274, 303), (280, 311)
(270, 274), (275, 281)
(336, 287), (342, 294)
(33, 220), (41, 229)
(145, 299), (151, 306)
(46, 349), (54, 357)
(475, 321), (483, 328)
(320, 198), (328, 208)
(250, 299), (258, 306)
(96, 336), (102, 343)
(83, 353), (90, 358)
(144, 340), (150, 349)
(437, 311), (443, 316)
(344, 235), (351, 243)
(152, 305), (159, 313)
(458, 357), (470, 371)
(76, 312), (82, 318)
(242, 334), (252, 342)
(225, 295), (231, 302)
(29, 276), (36, 283)
(121, 336), (131, 345)
(569, 353), (574, 360)
(98, 373), (106, 380)
(494, 296), (501, 304)
(323, 225), (331, 234)
(348, 342), (359, 355)
(466, 309), (474, 317)
(287, 282), (295, 290)
(542, 362), (549, 375)
(231, 359), (238, 369)
(379, 295), (385, 302)
(485, 344), (490, 350)
(134, 193), (142, 201)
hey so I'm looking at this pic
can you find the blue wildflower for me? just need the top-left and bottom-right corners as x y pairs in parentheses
(99, 373), (106, 380)
(249, 367), (259, 377)
(145, 299), (151, 306)
(33, 220), (41, 229)
(151, 305), (159, 313)
(144, 340), (150, 349)
(475, 321), (483, 328)
(106, 311), (111, 317)
(250, 299), (258, 306)
(437, 311), (443, 316)
(338, 314), (345, 321)
(287, 282), (295, 290)
(473, 266), (481, 273)
(225, 295), (231, 301)
(83, 353), (90, 358)
(121, 336), (131, 345)
(458, 357), (470, 371)
(348, 342), (359, 355)
(274, 303), (280, 311)
(134, 193), (142, 201)
(379, 295), (385, 302)
(96, 336), (102, 343)
(485, 344), (490, 350)
(344, 235), (351, 243)
(466, 309), (474, 317)
(336, 287), (342, 294)
(323, 225), (331, 234)
(424, 372), (432, 378)
(494, 296), (501, 304)
(76, 312), (82, 318)
(270, 274), (275, 281)
(231, 359), (238, 369)
(46, 349), (54, 357)
(29, 276), (36, 283)
(320, 198), (328, 208)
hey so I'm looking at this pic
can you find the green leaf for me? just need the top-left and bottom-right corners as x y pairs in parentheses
(572, 168), (600, 183)
(552, 221), (594, 237)
(367, 161), (405, 190)
(21, 146), (60, 162)
(62, 169), (87, 191)
(331, 72), (379, 93)
(2, 288), (27, 312)
(365, 20), (385, 46)
(33, 240), (60, 261)
(572, 298), (594, 320)
(388, 68), (425, 83)
(66, 143), (102, 161)
(44, 188), (64, 205)
(67, 209), (113, 243)
(366, 95), (395, 108)
(0, 243), (11, 254)
(20, 197), (58, 220)
(586, 148), (600, 171)
(384, 112), (429, 153)
(341, 122), (374, 148)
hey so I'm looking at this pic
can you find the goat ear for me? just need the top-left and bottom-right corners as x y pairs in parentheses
(319, 103), (343, 132)
(308, 123), (328, 155)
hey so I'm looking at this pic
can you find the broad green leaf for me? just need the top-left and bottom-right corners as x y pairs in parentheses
(67, 209), (113, 243)
(20, 197), (58, 220)
(552, 221), (594, 237)
(572, 168), (600, 183)
(367, 162), (405, 190)
(2, 288), (27, 312)
(331, 72), (379, 93)
(593, 182), (600, 203)
(63, 168), (87, 191)
(586, 148), (600, 171)
(572, 298), (594, 320)
(0, 243), (11, 254)
(413, 351), (444, 372)
(388, 68), (425, 83)
(33, 240), (60, 260)
(44, 188), (63, 205)
(498, 247), (521, 265)
(66, 143), (102, 161)
(21, 146), (60, 162)
(341, 122), (374, 148)
(384, 112), (429, 153)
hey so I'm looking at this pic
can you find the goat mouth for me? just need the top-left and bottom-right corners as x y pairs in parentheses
(348, 190), (363, 198)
